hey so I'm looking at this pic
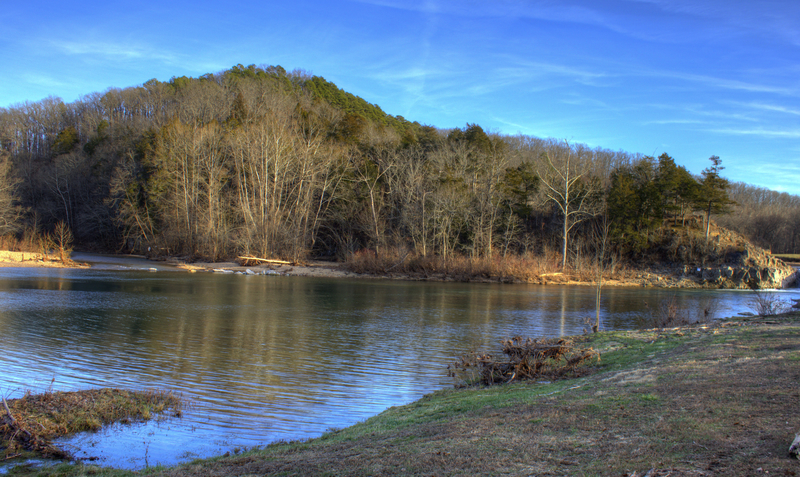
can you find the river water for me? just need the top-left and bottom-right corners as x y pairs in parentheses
(1, 256), (797, 469)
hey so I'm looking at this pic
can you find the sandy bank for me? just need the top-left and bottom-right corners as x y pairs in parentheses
(0, 250), (88, 269)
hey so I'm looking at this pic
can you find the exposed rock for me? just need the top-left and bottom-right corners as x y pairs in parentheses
(666, 224), (799, 290)
(695, 264), (798, 289)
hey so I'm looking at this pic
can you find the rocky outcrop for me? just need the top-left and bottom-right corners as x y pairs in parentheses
(690, 241), (799, 289)
(692, 264), (798, 289)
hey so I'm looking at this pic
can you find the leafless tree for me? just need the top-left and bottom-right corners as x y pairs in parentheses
(536, 140), (599, 269)
(0, 150), (23, 235)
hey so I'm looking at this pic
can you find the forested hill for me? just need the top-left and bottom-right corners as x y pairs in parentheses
(0, 63), (798, 266)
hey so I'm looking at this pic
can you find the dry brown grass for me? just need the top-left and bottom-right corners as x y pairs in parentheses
(343, 248), (632, 284)
(0, 232), (45, 254)
(0, 229), (84, 267)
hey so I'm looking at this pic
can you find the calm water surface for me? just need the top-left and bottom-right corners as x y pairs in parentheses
(1, 257), (797, 469)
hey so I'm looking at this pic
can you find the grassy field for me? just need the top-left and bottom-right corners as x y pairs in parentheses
(6, 314), (800, 476)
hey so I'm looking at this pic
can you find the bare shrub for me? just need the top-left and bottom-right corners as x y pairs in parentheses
(697, 297), (720, 322)
(447, 337), (599, 386)
(748, 289), (790, 316)
(647, 295), (718, 328)
(52, 222), (74, 263)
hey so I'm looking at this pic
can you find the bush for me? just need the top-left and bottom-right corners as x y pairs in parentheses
(748, 289), (790, 316)
(447, 337), (599, 386)
(647, 295), (719, 328)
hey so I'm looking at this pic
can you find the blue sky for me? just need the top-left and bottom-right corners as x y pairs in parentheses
(2, 0), (799, 194)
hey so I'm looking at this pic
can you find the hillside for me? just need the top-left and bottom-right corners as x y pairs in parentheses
(0, 64), (798, 283)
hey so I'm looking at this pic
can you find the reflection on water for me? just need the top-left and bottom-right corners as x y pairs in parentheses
(0, 262), (796, 469)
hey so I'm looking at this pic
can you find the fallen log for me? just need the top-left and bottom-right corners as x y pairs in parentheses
(237, 256), (293, 265)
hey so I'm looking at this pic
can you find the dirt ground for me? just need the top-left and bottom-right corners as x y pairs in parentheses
(151, 315), (800, 477)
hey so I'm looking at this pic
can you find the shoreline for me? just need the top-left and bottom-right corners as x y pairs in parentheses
(2, 250), (797, 289)
(6, 313), (799, 475)
(166, 258), (704, 288)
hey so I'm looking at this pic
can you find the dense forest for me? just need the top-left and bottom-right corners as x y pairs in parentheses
(1, 64), (798, 271)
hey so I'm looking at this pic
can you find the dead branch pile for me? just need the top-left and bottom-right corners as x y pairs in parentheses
(1, 388), (181, 460)
(2, 396), (69, 459)
(448, 337), (599, 386)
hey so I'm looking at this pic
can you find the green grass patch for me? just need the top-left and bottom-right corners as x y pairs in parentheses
(638, 393), (660, 403)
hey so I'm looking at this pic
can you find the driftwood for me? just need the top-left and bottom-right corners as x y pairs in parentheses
(2, 397), (14, 422)
(1, 397), (30, 440)
(237, 256), (293, 266)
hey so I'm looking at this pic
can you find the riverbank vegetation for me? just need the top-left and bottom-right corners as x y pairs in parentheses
(1, 388), (181, 461)
(1, 64), (797, 281)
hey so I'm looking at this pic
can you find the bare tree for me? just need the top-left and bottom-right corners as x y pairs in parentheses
(52, 221), (74, 263)
(590, 212), (612, 333)
(0, 150), (23, 235)
(536, 140), (598, 269)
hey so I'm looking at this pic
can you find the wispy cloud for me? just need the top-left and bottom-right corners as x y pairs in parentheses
(21, 73), (70, 91)
(639, 102), (759, 125)
(650, 70), (798, 96)
(53, 39), (178, 63)
(351, 0), (638, 40)
(726, 101), (800, 117)
(497, 60), (611, 87)
(350, 0), (795, 45)
(728, 161), (800, 194)
(645, 118), (707, 125)
(626, 0), (800, 46)
(709, 128), (800, 139)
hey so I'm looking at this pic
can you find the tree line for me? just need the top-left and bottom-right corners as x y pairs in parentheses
(0, 64), (796, 270)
